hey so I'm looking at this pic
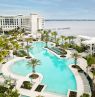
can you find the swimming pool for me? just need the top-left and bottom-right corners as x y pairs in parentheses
(11, 42), (77, 95)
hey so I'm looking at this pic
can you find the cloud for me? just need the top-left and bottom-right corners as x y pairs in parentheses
(0, 0), (95, 19)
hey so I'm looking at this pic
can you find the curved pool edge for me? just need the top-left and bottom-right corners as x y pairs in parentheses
(1, 57), (26, 80)
(1, 42), (84, 97)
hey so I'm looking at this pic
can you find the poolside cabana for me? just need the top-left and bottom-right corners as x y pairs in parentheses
(76, 35), (92, 46)
(82, 38), (95, 55)
(77, 35), (91, 40)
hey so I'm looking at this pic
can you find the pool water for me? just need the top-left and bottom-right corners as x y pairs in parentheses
(11, 42), (77, 95)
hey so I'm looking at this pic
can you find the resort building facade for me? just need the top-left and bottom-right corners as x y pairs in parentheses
(0, 13), (44, 36)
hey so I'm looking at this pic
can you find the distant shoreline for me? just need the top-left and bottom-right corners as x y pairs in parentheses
(45, 19), (95, 21)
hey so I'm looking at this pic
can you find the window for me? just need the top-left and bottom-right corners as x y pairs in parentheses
(10, 19), (14, 25)
(17, 19), (18, 25)
(1, 20), (2, 25)
(5, 18), (9, 25)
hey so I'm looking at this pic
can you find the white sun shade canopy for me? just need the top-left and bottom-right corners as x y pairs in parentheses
(77, 35), (91, 40)
(82, 38), (95, 45)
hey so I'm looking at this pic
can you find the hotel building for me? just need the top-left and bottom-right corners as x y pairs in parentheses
(0, 13), (44, 36)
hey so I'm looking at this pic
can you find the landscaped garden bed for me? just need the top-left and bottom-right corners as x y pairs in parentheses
(13, 50), (27, 57)
(21, 81), (32, 90)
(35, 84), (44, 92)
(29, 74), (39, 79)
(69, 91), (77, 97)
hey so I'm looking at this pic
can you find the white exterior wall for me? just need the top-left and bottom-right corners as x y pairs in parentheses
(38, 17), (44, 30)
(30, 14), (38, 37)
(30, 14), (44, 38)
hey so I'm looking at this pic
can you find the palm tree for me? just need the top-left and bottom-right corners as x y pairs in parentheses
(12, 32), (18, 41)
(70, 36), (76, 44)
(2, 50), (9, 61)
(72, 53), (79, 65)
(3, 39), (10, 50)
(44, 31), (49, 48)
(38, 29), (43, 41)
(25, 38), (32, 47)
(14, 42), (21, 51)
(25, 38), (32, 56)
(28, 58), (40, 73)
(64, 37), (68, 44)
(51, 31), (57, 42)
(21, 42), (24, 49)
(25, 45), (31, 57)
(11, 42), (21, 57)
(18, 28), (25, 39)
(60, 35), (65, 44)
(16, 26), (20, 31)
(67, 36), (73, 44)
(55, 38), (60, 47)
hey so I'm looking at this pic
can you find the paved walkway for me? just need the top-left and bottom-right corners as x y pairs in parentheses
(77, 58), (87, 72)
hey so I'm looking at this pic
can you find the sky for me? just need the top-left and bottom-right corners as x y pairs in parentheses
(0, 0), (95, 19)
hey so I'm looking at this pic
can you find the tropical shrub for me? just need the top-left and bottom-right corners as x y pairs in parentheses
(0, 85), (19, 97)
(13, 50), (27, 57)
(86, 55), (95, 65)
(0, 85), (8, 93)
(21, 81), (32, 90)
(80, 93), (90, 97)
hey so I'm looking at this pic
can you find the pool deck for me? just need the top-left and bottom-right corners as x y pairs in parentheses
(1, 47), (89, 97)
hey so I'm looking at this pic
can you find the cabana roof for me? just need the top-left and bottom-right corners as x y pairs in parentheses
(82, 38), (95, 45)
(77, 35), (91, 40)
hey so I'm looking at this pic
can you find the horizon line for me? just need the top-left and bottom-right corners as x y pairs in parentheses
(45, 19), (95, 21)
